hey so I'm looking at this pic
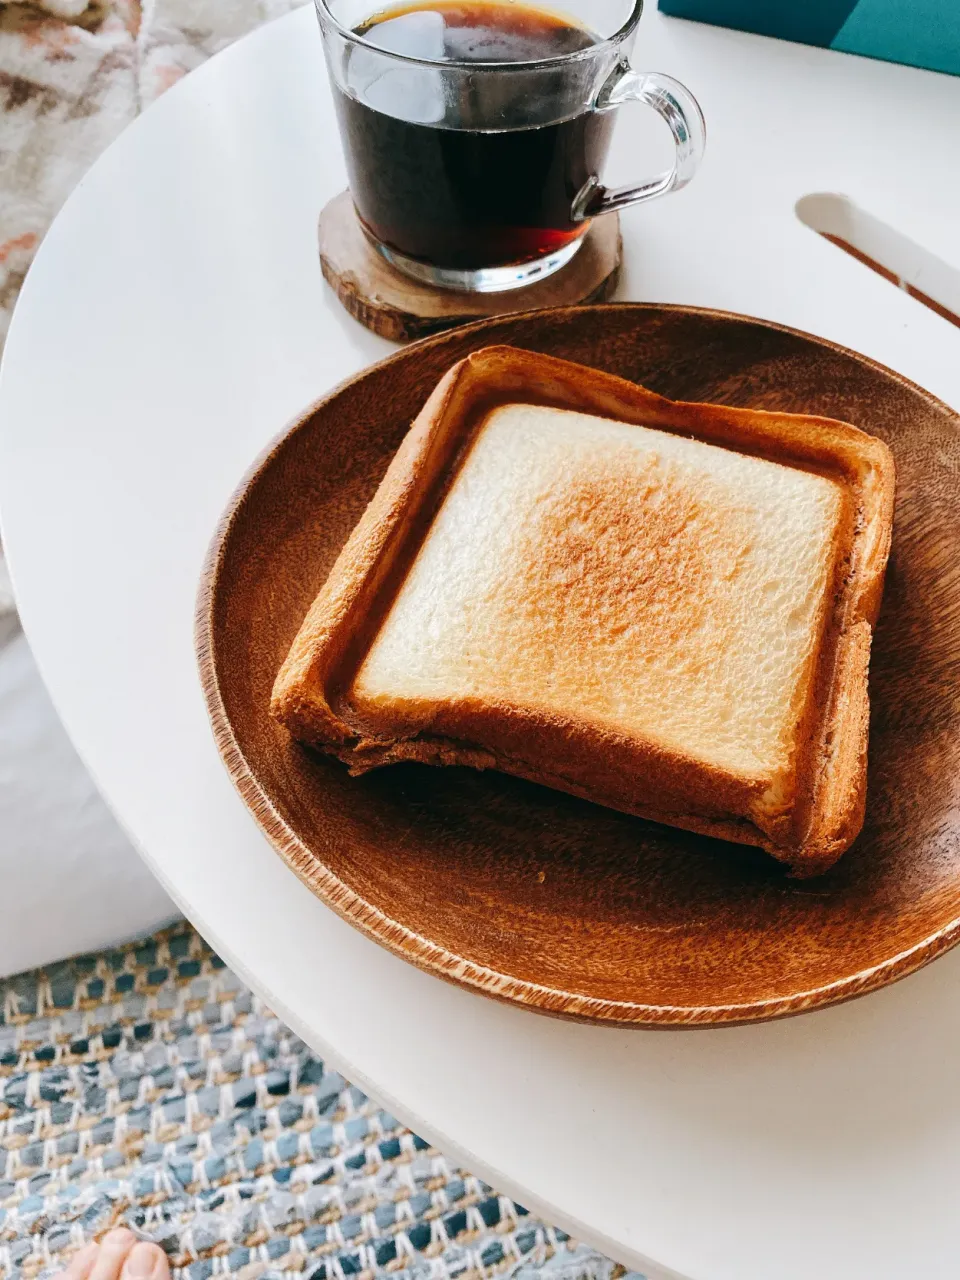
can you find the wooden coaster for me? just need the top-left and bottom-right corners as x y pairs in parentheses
(318, 190), (621, 343)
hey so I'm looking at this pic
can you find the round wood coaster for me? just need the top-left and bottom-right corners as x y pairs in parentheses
(318, 191), (622, 342)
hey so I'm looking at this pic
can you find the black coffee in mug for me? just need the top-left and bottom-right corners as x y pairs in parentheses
(319, 0), (704, 292)
(333, 1), (614, 271)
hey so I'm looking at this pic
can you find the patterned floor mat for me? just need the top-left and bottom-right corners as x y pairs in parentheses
(0, 925), (627, 1280)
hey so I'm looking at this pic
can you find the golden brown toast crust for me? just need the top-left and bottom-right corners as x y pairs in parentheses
(271, 346), (895, 877)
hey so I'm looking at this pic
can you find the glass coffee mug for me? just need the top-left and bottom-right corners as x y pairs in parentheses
(316, 0), (705, 293)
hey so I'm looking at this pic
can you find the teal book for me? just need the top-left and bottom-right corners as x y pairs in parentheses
(656, 0), (960, 77)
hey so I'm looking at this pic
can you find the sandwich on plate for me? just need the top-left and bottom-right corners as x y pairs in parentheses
(272, 346), (895, 877)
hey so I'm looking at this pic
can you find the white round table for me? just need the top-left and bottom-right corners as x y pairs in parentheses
(2, 8), (960, 1279)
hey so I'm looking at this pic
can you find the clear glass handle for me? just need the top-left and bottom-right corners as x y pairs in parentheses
(572, 68), (706, 222)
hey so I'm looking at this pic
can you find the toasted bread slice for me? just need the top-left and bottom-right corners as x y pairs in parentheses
(272, 346), (895, 876)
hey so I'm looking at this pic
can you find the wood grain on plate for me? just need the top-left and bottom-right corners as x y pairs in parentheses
(318, 191), (622, 342)
(196, 304), (960, 1027)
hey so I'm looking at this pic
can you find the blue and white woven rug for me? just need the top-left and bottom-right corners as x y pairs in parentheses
(0, 925), (627, 1280)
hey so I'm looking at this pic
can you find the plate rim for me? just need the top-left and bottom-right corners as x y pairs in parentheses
(195, 300), (960, 1028)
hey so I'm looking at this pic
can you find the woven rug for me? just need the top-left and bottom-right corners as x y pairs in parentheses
(0, 924), (628, 1280)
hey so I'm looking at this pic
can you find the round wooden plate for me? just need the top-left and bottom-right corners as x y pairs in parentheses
(197, 303), (960, 1027)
